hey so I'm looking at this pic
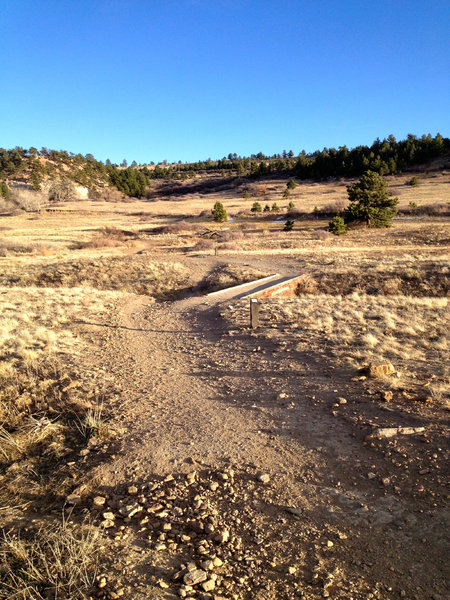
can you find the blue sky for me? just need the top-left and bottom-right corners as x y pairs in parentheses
(1, 0), (449, 164)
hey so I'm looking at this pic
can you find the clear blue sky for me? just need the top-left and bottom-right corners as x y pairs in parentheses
(1, 0), (449, 164)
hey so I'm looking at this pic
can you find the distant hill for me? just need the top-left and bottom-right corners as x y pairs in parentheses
(1, 134), (449, 210)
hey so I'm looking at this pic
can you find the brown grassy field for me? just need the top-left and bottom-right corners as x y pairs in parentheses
(0, 170), (448, 599)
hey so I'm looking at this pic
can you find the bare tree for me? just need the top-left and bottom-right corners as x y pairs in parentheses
(48, 178), (75, 203)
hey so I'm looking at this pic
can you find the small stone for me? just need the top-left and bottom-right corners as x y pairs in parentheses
(209, 482), (219, 491)
(326, 540), (334, 547)
(382, 477), (390, 486)
(100, 519), (115, 528)
(79, 448), (90, 456)
(103, 511), (115, 520)
(155, 543), (167, 551)
(382, 390), (394, 402)
(367, 362), (395, 378)
(213, 557), (223, 567)
(127, 485), (138, 495)
(338, 397), (347, 404)
(66, 493), (81, 505)
(201, 578), (216, 592)
(98, 577), (107, 589)
(258, 473), (270, 484)
(93, 496), (106, 508)
(367, 472), (376, 480)
(183, 569), (208, 586)
(287, 566), (297, 574)
(214, 529), (230, 544)
(158, 579), (169, 589)
(201, 559), (214, 571)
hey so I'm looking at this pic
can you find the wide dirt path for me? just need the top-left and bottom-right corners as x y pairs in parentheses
(86, 279), (448, 600)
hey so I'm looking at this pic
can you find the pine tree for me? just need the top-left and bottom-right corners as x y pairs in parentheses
(211, 201), (227, 222)
(251, 201), (262, 212)
(328, 215), (347, 235)
(284, 219), (294, 231)
(344, 171), (398, 227)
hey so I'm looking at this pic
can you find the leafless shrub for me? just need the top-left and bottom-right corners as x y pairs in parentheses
(10, 187), (46, 212)
(311, 230), (332, 240)
(323, 200), (347, 214)
(192, 239), (215, 251)
(0, 241), (34, 256)
(400, 203), (449, 216)
(78, 226), (134, 248)
(295, 273), (319, 295)
(217, 230), (244, 242)
(155, 221), (202, 234)
(217, 242), (243, 252)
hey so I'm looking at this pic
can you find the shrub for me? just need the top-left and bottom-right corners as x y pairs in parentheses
(284, 219), (294, 231)
(288, 200), (295, 209)
(296, 273), (319, 294)
(251, 201), (262, 212)
(328, 215), (347, 235)
(263, 204), (271, 212)
(211, 201), (227, 222)
(408, 176), (419, 186)
(243, 190), (250, 199)
(193, 239), (215, 251)
(283, 189), (291, 199)
(287, 179), (297, 190)
(271, 203), (280, 212)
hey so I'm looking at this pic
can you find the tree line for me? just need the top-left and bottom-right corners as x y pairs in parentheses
(0, 133), (448, 199)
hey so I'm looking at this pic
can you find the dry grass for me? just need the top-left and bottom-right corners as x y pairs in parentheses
(0, 257), (190, 299)
(0, 286), (119, 514)
(222, 294), (449, 403)
(0, 519), (102, 599)
(200, 264), (270, 292)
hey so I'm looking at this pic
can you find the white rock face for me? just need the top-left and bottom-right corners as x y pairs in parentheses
(74, 185), (89, 199)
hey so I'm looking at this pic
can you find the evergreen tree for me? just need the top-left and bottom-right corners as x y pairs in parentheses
(328, 215), (347, 235)
(0, 182), (10, 200)
(211, 201), (227, 222)
(31, 171), (42, 191)
(251, 201), (262, 212)
(287, 179), (297, 190)
(284, 219), (294, 231)
(271, 202), (280, 211)
(344, 171), (398, 227)
(288, 200), (295, 210)
(263, 204), (271, 212)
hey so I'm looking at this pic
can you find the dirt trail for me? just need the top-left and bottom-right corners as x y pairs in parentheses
(85, 269), (448, 599)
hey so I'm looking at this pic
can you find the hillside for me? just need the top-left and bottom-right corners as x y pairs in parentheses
(1, 134), (449, 213)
